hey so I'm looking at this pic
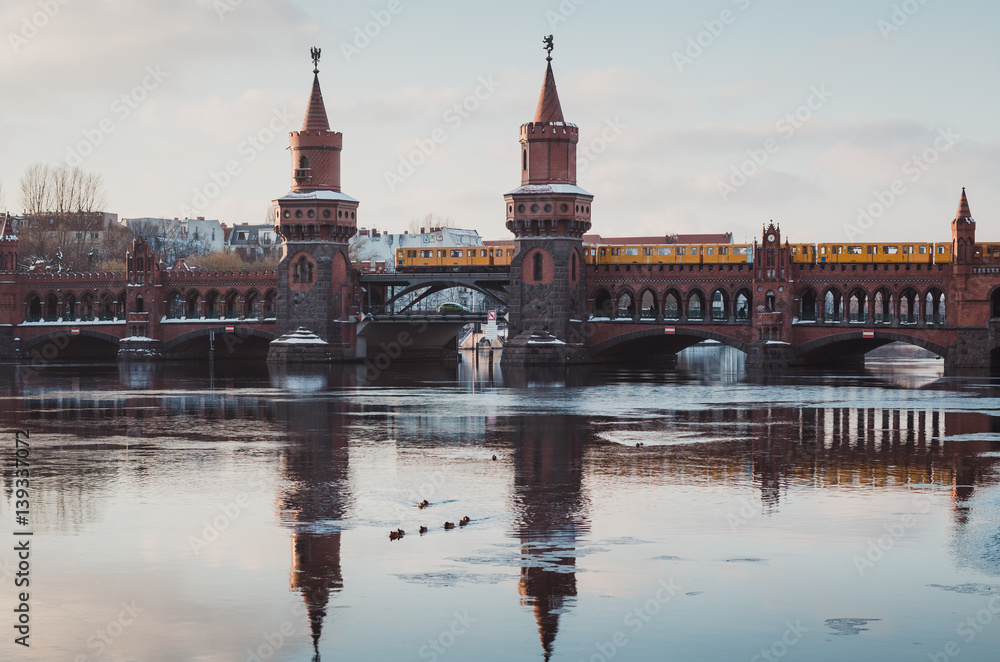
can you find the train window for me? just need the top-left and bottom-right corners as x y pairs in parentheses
(919, 245), (927, 254)
(720, 247), (729, 255)
(507, 250), (512, 257)
(420, 250), (432, 258)
(706, 247), (714, 255)
(902, 246), (912, 254)
(735, 247), (748, 255)
(820, 247), (827, 255)
(643, 248), (653, 256)
(481, 249), (487, 257)
(936, 245), (945, 254)
(600, 248), (607, 256)
(625, 248), (639, 256)
(883, 246), (898, 254)
(847, 246), (862, 255)
(867, 246), (876, 254)
(691, 248), (699, 256)
(677, 248), (686, 256)
(658, 248), (671, 255)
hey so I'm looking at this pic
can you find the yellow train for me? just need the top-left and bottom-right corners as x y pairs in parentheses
(588, 244), (754, 265)
(395, 244), (514, 269)
(396, 240), (960, 270)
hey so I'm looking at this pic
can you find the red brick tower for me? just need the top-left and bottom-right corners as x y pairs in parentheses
(269, 48), (360, 363)
(502, 37), (593, 365)
(952, 187), (976, 268)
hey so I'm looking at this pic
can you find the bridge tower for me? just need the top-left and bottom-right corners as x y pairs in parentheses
(268, 48), (360, 364)
(745, 222), (796, 368)
(952, 187), (976, 269)
(501, 38), (593, 365)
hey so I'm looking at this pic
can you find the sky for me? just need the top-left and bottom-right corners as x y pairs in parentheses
(1, 0), (997, 245)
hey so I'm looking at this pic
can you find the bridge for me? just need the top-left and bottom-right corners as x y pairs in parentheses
(4, 51), (1000, 370)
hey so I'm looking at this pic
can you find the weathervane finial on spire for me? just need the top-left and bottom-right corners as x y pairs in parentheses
(311, 47), (322, 74)
(543, 35), (554, 62)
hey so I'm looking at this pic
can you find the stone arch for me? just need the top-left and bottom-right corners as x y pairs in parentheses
(735, 289), (752, 321)
(22, 328), (121, 355)
(823, 287), (843, 322)
(685, 289), (705, 320)
(26, 292), (42, 321)
(899, 287), (919, 324)
(614, 287), (636, 319)
(638, 288), (658, 319)
(63, 291), (77, 321)
(848, 287), (868, 323)
(43, 292), (59, 320)
(873, 288), (893, 324)
(924, 287), (946, 325)
(593, 288), (613, 318)
(263, 289), (277, 318)
(165, 290), (183, 319)
(98, 291), (115, 320)
(223, 289), (241, 318)
(710, 288), (729, 321)
(244, 289), (261, 319)
(161, 327), (277, 360)
(185, 290), (201, 318)
(204, 290), (221, 319)
(588, 326), (751, 359)
(795, 330), (949, 362)
(663, 289), (682, 320)
(79, 292), (95, 321)
(798, 287), (818, 321)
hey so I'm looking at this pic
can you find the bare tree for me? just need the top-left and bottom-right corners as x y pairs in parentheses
(406, 212), (455, 235)
(19, 163), (52, 216)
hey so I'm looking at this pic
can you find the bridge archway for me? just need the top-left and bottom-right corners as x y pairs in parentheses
(592, 288), (612, 318)
(798, 287), (818, 321)
(795, 330), (949, 365)
(22, 329), (121, 360)
(638, 288), (658, 319)
(615, 288), (635, 319)
(991, 287), (1000, 319)
(710, 288), (728, 322)
(823, 288), (843, 322)
(663, 289), (682, 321)
(735, 289), (752, 321)
(686, 289), (705, 321)
(589, 326), (750, 361)
(161, 327), (276, 360)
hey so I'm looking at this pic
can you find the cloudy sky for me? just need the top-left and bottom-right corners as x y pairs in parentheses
(1, 0), (996, 244)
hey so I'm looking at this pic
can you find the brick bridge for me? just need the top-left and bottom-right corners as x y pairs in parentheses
(0, 229), (279, 362)
(4, 50), (1000, 369)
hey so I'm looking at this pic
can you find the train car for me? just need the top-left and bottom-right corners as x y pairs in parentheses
(790, 243), (816, 263)
(934, 242), (952, 263)
(816, 243), (935, 264)
(395, 244), (515, 270)
(974, 243), (1000, 262)
(703, 244), (753, 264)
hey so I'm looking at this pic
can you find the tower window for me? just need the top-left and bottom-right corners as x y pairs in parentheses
(533, 251), (543, 282)
(299, 156), (310, 169)
(523, 149), (528, 171)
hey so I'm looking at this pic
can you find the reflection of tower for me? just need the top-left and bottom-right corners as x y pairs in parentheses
(509, 415), (588, 661)
(276, 397), (351, 661)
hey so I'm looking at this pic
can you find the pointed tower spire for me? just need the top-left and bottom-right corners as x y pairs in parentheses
(534, 36), (565, 124)
(303, 48), (331, 132)
(955, 187), (974, 223)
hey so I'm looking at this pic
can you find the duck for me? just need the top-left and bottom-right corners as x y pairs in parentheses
(635, 442), (645, 448)
(389, 530), (400, 541)
(418, 500), (429, 509)
(419, 525), (428, 534)
(459, 516), (471, 526)
(444, 521), (455, 530)
(396, 528), (405, 538)
(492, 455), (497, 461)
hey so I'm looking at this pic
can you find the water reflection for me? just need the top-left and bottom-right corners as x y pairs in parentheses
(506, 415), (587, 660)
(1, 349), (1000, 660)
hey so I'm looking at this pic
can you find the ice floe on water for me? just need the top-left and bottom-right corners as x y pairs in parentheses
(824, 618), (881, 636)
(596, 430), (744, 447)
(928, 583), (1000, 596)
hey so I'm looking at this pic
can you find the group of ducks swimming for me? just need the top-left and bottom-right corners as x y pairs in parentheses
(388, 503), (471, 541)
(388, 455), (497, 541)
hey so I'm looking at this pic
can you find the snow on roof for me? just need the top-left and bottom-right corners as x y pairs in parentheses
(277, 190), (359, 203)
(505, 183), (593, 197)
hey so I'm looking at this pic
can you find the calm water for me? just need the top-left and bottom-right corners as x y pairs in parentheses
(2, 348), (1000, 662)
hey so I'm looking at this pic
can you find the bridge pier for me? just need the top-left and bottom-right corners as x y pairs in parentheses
(744, 341), (795, 370)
